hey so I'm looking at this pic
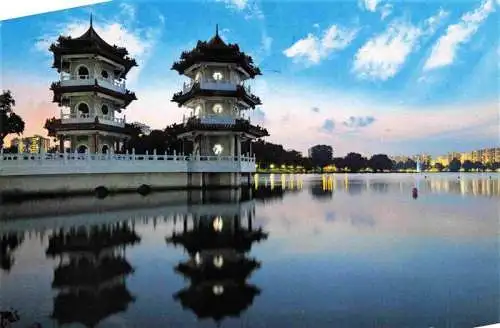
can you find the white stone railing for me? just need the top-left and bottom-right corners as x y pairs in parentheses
(60, 113), (126, 127)
(60, 74), (127, 93)
(0, 149), (257, 175)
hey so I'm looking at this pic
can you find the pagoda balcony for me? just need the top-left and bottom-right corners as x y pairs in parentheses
(60, 113), (126, 128)
(173, 83), (262, 108)
(59, 74), (127, 94)
(173, 117), (269, 138)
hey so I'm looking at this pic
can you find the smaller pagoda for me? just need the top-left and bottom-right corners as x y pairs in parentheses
(45, 15), (138, 154)
(46, 222), (140, 328)
(167, 203), (267, 323)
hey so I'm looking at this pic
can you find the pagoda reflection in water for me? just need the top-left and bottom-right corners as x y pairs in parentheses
(46, 222), (141, 327)
(0, 232), (24, 273)
(167, 201), (268, 323)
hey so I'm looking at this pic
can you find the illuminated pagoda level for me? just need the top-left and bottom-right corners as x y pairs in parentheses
(170, 25), (269, 186)
(46, 222), (140, 328)
(166, 204), (268, 322)
(47, 15), (138, 154)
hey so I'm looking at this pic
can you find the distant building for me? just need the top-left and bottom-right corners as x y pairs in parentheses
(10, 135), (51, 153)
(308, 145), (333, 167)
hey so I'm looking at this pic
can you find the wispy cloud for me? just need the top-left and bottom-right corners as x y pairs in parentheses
(320, 119), (335, 133)
(352, 9), (449, 80)
(423, 0), (496, 71)
(359, 0), (380, 12)
(216, 0), (264, 20)
(311, 107), (320, 113)
(343, 116), (376, 128)
(283, 24), (358, 65)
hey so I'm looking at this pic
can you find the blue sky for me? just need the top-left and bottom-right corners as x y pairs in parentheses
(0, 0), (499, 156)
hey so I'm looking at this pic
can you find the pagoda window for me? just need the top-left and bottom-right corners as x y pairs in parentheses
(101, 104), (109, 116)
(213, 144), (223, 156)
(102, 145), (109, 154)
(194, 105), (202, 116)
(212, 103), (223, 114)
(101, 70), (109, 79)
(77, 103), (90, 116)
(77, 65), (90, 79)
(195, 72), (202, 82)
(77, 145), (88, 154)
(213, 71), (223, 81)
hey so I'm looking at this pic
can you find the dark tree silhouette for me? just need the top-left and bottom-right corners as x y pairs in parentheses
(0, 90), (25, 150)
(434, 163), (444, 172)
(448, 158), (461, 172)
(462, 160), (474, 172)
(368, 154), (393, 172)
(343, 152), (367, 173)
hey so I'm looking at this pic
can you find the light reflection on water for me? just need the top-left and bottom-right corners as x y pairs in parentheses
(0, 173), (498, 328)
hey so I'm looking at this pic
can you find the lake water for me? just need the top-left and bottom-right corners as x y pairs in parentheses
(0, 173), (499, 328)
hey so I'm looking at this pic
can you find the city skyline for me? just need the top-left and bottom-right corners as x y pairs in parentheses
(1, 0), (499, 157)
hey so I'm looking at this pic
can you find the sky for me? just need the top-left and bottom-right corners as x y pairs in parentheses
(0, 0), (499, 157)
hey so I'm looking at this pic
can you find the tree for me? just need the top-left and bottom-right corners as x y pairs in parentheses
(448, 158), (461, 172)
(462, 160), (474, 172)
(368, 154), (393, 172)
(0, 90), (25, 149)
(343, 152), (367, 173)
(434, 163), (444, 172)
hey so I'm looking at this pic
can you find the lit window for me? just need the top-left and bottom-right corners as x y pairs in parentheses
(213, 285), (224, 295)
(195, 72), (202, 81)
(194, 105), (202, 116)
(212, 104), (223, 114)
(213, 255), (223, 268)
(213, 144), (223, 156)
(213, 71), (223, 80)
(213, 216), (223, 231)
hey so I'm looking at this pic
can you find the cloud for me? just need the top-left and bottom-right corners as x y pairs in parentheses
(359, 0), (380, 12)
(34, 4), (164, 85)
(311, 107), (320, 113)
(320, 119), (335, 133)
(283, 24), (358, 65)
(217, 0), (264, 20)
(352, 9), (449, 80)
(380, 4), (393, 20)
(250, 107), (266, 124)
(423, 0), (496, 71)
(343, 116), (376, 128)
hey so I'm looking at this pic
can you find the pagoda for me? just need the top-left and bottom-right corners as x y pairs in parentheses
(168, 25), (269, 185)
(46, 222), (140, 327)
(46, 15), (138, 154)
(166, 202), (268, 323)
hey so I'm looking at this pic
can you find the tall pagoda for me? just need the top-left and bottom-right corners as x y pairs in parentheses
(46, 16), (138, 154)
(166, 202), (268, 323)
(169, 26), (269, 185)
(46, 222), (140, 327)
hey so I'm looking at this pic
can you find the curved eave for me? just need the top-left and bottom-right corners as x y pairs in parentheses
(50, 82), (137, 108)
(43, 120), (133, 136)
(172, 57), (261, 78)
(171, 86), (261, 109)
(166, 120), (269, 139)
(49, 39), (138, 76)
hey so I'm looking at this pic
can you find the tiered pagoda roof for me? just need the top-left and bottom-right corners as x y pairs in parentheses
(52, 284), (135, 328)
(49, 17), (138, 76)
(171, 27), (261, 78)
(173, 282), (261, 322)
(44, 117), (141, 137)
(46, 223), (141, 256)
(165, 119), (269, 139)
(171, 82), (261, 108)
(50, 81), (137, 107)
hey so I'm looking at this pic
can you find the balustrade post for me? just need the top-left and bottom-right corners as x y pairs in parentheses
(153, 149), (157, 160)
(132, 148), (136, 160)
(173, 150), (177, 161)
(126, 149), (130, 160)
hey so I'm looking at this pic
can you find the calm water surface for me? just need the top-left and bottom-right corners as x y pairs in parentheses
(0, 173), (499, 328)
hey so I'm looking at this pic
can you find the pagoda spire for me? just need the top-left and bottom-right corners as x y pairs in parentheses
(90, 13), (93, 27)
(216, 24), (219, 37)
